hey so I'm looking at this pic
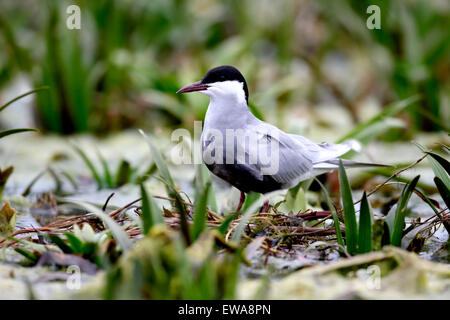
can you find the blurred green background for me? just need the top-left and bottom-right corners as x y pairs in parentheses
(0, 0), (449, 136)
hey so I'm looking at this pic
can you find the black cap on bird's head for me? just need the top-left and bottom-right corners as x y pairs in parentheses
(177, 65), (249, 103)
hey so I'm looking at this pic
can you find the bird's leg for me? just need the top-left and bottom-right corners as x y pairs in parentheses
(236, 191), (245, 212)
(262, 200), (269, 213)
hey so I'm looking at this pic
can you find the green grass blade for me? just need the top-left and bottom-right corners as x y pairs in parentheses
(0, 128), (37, 139)
(357, 192), (372, 254)
(140, 183), (164, 234)
(115, 160), (131, 187)
(281, 179), (312, 213)
(97, 149), (113, 188)
(47, 167), (62, 193)
(337, 95), (420, 143)
(80, 242), (97, 258)
(414, 143), (450, 189)
(60, 171), (79, 190)
(165, 184), (191, 246)
(195, 164), (217, 212)
(14, 248), (38, 262)
(140, 183), (153, 234)
(139, 129), (174, 189)
(64, 232), (83, 253)
(427, 152), (450, 190)
(0, 87), (49, 113)
(222, 251), (241, 299)
(242, 192), (261, 213)
(434, 177), (450, 210)
(422, 179), (450, 234)
(441, 144), (450, 153)
(71, 143), (103, 188)
(133, 163), (156, 185)
(426, 152), (450, 175)
(73, 201), (132, 251)
(314, 177), (344, 247)
(414, 188), (442, 216)
(218, 212), (240, 236)
(338, 160), (358, 255)
(48, 234), (73, 254)
(21, 170), (45, 197)
(191, 182), (211, 241)
(391, 175), (420, 246)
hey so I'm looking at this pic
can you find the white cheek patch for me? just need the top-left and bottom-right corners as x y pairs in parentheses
(208, 80), (246, 104)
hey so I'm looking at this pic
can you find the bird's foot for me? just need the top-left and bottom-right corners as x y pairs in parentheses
(262, 200), (269, 213)
(236, 191), (245, 212)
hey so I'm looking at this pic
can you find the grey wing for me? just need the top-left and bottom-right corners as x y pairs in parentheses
(245, 124), (317, 187)
(241, 117), (362, 187)
(288, 134), (360, 163)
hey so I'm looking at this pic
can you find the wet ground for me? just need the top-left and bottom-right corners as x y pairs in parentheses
(0, 130), (448, 299)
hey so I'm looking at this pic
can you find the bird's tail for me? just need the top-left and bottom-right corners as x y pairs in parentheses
(313, 159), (393, 170)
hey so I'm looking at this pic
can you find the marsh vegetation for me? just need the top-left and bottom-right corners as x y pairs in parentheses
(0, 0), (449, 299)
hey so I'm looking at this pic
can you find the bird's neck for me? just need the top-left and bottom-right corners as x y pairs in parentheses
(203, 97), (253, 131)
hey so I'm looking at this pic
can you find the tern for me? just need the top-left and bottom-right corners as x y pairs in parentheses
(177, 65), (387, 212)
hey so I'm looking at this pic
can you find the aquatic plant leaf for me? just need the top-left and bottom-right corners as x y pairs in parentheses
(281, 180), (310, 214)
(426, 152), (450, 175)
(14, 247), (38, 263)
(133, 163), (156, 185)
(97, 149), (113, 188)
(73, 223), (102, 243)
(427, 152), (450, 190)
(81, 242), (98, 258)
(61, 170), (79, 190)
(139, 129), (174, 188)
(169, 185), (191, 246)
(338, 160), (358, 255)
(115, 160), (132, 187)
(48, 234), (73, 254)
(391, 175), (420, 247)
(357, 192), (372, 254)
(71, 143), (103, 188)
(194, 164), (217, 212)
(337, 95), (420, 143)
(241, 192), (261, 213)
(414, 186), (450, 234)
(0, 87), (48, 113)
(140, 183), (164, 234)
(434, 177), (450, 211)
(314, 177), (344, 248)
(22, 170), (46, 197)
(191, 182), (211, 241)
(64, 232), (83, 253)
(218, 212), (240, 236)
(72, 201), (132, 252)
